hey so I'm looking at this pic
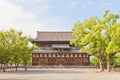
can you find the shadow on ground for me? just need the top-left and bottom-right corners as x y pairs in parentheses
(0, 68), (85, 74)
(0, 79), (28, 80)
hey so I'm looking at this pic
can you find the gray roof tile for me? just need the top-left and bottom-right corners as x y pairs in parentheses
(52, 44), (70, 49)
(34, 31), (74, 41)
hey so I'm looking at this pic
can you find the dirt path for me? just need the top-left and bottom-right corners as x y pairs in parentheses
(0, 68), (120, 80)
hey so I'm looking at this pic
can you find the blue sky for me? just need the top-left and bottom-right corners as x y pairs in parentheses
(0, 0), (120, 37)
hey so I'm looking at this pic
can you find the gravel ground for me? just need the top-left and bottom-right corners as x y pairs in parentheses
(0, 68), (120, 80)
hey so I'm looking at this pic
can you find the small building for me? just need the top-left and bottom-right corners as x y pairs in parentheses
(32, 31), (90, 66)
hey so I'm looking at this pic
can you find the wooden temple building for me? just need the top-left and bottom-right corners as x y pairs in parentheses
(32, 31), (90, 66)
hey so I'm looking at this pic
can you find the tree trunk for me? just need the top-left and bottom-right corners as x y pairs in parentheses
(15, 63), (18, 71)
(25, 65), (27, 71)
(0, 64), (2, 69)
(25, 60), (27, 71)
(107, 55), (111, 72)
(99, 60), (104, 72)
(99, 52), (104, 72)
(3, 61), (6, 72)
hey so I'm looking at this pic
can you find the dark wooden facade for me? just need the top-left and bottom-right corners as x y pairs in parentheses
(32, 32), (90, 66)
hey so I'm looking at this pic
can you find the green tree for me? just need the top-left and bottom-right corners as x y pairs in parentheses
(102, 10), (120, 72)
(10, 30), (36, 71)
(71, 17), (107, 72)
(111, 54), (120, 67)
(20, 36), (36, 71)
(90, 56), (99, 66)
(71, 10), (120, 72)
(0, 29), (36, 72)
(10, 30), (23, 71)
(0, 30), (13, 72)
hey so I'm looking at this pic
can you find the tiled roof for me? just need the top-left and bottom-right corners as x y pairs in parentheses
(52, 44), (70, 49)
(34, 31), (74, 41)
(32, 49), (57, 53)
(32, 47), (81, 53)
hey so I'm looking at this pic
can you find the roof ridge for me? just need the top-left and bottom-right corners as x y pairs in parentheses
(37, 31), (72, 33)
(35, 31), (74, 41)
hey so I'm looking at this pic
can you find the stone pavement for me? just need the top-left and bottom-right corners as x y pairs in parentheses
(0, 68), (120, 80)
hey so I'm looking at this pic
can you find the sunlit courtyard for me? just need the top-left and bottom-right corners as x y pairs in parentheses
(0, 68), (120, 80)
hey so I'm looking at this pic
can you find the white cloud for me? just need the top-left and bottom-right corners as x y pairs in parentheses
(39, 17), (71, 31)
(12, 0), (49, 14)
(0, 0), (40, 37)
(69, 0), (94, 8)
(13, 0), (48, 5)
(0, 0), (69, 38)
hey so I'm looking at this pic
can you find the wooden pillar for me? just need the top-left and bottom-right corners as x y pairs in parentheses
(81, 54), (84, 65)
(56, 53), (57, 65)
(88, 55), (90, 65)
(32, 53), (34, 65)
(46, 53), (48, 65)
